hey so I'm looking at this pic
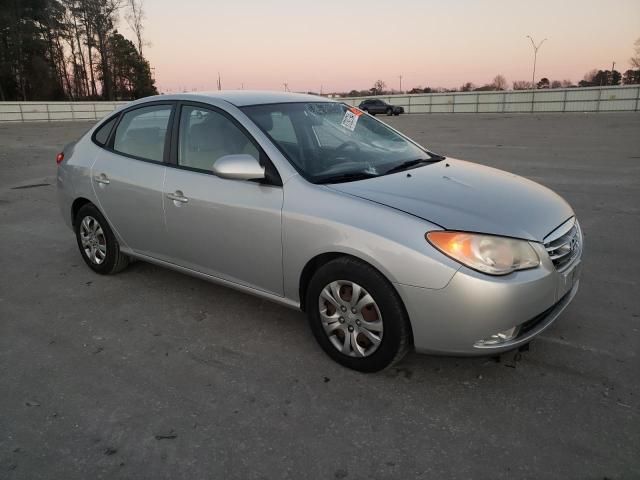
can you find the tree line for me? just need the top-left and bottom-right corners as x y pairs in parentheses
(0, 0), (157, 101)
(341, 38), (640, 97)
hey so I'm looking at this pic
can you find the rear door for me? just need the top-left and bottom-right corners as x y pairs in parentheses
(162, 103), (284, 295)
(91, 103), (174, 257)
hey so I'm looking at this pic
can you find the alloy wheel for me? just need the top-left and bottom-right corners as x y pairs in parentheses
(79, 215), (107, 265)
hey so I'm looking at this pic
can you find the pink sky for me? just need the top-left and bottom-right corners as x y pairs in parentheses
(129, 0), (640, 93)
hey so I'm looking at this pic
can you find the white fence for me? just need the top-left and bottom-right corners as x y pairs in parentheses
(0, 101), (127, 122)
(1, 85), (639, 122)
(339, 85), (640, 114)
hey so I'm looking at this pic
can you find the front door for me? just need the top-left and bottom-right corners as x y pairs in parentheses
(162, 104), (284, 296)
(91, 103), (173, 257)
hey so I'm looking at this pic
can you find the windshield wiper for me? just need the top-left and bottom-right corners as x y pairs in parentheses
(384, 157), (443, 175)
(315, 171), (379, 184)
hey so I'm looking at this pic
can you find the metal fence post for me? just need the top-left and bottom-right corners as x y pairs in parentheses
(597, 88), (603, 112)
(531, 88), (535, 114)
(562, 89), (567, 113)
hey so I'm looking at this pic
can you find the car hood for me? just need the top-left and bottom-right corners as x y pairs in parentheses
(327, 159), (573, 242)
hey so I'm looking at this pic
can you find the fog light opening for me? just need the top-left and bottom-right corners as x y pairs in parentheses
(474, 326), (521, 347)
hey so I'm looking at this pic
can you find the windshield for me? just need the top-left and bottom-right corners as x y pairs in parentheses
(241, 102), (442, 183)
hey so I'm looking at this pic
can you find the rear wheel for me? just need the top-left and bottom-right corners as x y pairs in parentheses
(306, 257), (411, 372)
(75, 203), (129, 275)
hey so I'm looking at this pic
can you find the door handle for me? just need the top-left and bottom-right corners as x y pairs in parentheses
(167, 191), (189, 203)
(94, 173), (110, 185)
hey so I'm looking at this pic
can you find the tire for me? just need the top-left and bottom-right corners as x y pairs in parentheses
(74, 203), (129, 275)
(306, 257), (411, 372)
(386, 108), (393, 116)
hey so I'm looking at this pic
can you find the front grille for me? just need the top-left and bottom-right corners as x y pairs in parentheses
(543, 217), (582, 271)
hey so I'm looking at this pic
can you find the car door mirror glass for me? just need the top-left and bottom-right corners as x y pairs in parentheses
(212, 154), (265, 181)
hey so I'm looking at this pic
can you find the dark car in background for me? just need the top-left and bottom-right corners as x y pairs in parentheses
(358, 99), (404, 116)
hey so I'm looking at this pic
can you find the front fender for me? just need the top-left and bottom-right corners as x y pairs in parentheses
(281, 177), (460, 303)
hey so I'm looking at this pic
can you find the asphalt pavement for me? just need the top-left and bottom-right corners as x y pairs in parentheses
(1, 112), (639, 479)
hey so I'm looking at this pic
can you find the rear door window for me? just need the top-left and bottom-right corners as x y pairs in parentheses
(113, 105), (172, 162)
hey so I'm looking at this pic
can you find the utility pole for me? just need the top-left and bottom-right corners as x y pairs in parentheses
(526, 35), (547, 90)
(610, 61), (616, 85)
(217, 73), (222, 91)
(283, 82), (289, 92)
(399, 75), (403, 93)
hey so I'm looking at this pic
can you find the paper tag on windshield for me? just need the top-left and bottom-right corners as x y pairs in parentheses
(341, 107), (363, 131)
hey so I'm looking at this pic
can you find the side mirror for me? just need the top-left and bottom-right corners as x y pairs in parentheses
(212, 154), (265, 181)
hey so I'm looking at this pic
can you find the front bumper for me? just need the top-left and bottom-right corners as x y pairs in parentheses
(395, 243), (582, 355)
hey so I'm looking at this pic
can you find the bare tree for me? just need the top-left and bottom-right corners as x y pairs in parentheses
(126, 0), (145, 55)
(629, 37), (640, 69)
(88, 0), (124, 100)
(492, 74), (507, 90)
(512, 80), (533, 90)
(370, 79), (386, 95)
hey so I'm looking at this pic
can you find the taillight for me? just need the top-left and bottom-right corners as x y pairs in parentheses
(56, 152), (64, 165)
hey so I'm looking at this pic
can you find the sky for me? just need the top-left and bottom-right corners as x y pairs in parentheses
(124, 0), (640, 93)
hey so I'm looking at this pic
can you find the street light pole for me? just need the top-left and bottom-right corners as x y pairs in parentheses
(526, 35), (547, 90)
(610, 61), (616, 85)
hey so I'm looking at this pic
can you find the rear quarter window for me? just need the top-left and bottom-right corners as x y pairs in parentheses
(93, 116), (118, 146)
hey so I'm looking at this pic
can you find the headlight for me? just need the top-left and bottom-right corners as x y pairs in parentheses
(426, 231), (540, 276)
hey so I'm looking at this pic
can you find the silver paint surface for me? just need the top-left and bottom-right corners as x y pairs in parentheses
(57, 92), (582, 354)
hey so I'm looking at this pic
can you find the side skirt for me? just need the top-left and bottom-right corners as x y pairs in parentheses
(124, 250), (301, 311)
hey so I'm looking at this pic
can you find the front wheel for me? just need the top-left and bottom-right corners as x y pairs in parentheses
(306, 257), (411, 372)
(386, 108), (393, 116)
(75, 203), (129, 275)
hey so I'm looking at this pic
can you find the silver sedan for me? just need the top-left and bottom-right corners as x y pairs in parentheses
(56, 91), (582, 372)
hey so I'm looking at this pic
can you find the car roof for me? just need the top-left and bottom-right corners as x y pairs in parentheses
(133, 90), (334, 107)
